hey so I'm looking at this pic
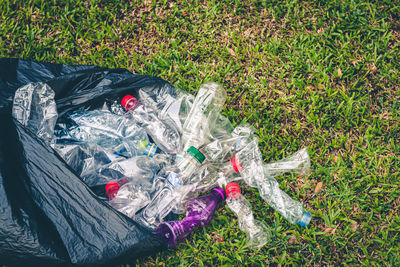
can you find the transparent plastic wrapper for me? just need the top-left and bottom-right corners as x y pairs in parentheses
(121, 95), (181, 153)
(136, 146), (205, 230)
(156, 187), (225, 247)
(225, 183), (271, 249)
(182, 82), (227, 150)
(55, 109), (149, 158)
(12, 82), (58, 143)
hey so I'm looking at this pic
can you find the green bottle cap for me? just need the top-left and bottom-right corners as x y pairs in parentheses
(187, 146), (205, 164)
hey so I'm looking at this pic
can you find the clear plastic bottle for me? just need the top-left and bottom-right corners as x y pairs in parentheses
(105, 178), (129, 200)
(186, 141), (312, 227)
(102, 155), (167, 219)
(55, 109), (149, 158)
(256, 170), (312, 226)
(98, 155), (168, 192)
(263, 148), (311, 177)
(225, 182), (271, 249)
(121, 95), (181, 153)
(230, 146), (312, 227)
(156, 187), (225, 247)
(137, 86), (195, 134)
(182, 82), (227, 151)
(171, 125), (256, 208)
(12, 82), (58, 143)
(137, 146), (206, 229)
(108, 182), (151, 218)
(229, 138), (265, 187)
(51, 141), (127, 187)
(199, 124), (254, 162)
(175, 163), (236, 210)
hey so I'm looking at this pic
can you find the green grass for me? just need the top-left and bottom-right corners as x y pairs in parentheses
(1, 0), (400, 265)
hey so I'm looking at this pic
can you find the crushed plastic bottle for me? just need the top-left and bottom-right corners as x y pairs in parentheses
(54, 139), (163, 187)
(230, 145), (312, 227)
(105, 178), (129, 200)
(108, 182), (151, 218)
(55, 109), (149, 158)
(12, 82), (58, 143)
(170, 124), (257, 210)
(225, 182), (271, 249)
(101, 155), (170, 218)
(256, 171), (312, 226)
(97, 155), (168, 191)
(137, 146), (205, 229)
(137, 86), (195, 134)
(156, 187), (225, 247)
(52, 141), (127, 186)
(228, 138), (265, 187)
(182, 82), (227, 151)
(184, 164), (237, 201)
(263, 148), (311, 177)
(182, 137), (312, 227)
(199, 124), (254, 162)
(121, 95), (181, 153)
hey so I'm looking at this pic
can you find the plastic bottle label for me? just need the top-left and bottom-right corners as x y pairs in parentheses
(167, 172), (182, 187)
(144, 143), (158, 158)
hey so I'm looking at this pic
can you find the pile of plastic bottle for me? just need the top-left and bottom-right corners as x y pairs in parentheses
(12, 81), (312, 250)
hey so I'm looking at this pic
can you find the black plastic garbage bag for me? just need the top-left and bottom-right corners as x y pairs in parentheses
(0, 58), (175, 265)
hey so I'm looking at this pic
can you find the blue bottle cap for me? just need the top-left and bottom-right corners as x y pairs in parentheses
(297, 212), (312, 227)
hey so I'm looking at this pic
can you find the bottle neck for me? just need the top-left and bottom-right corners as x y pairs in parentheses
(297, 212), (312, 227)
(227, 191), (241, 200)
(125, 98), (140, 111)
(212, 187), (225, 202)
(176, 152), (202, 171)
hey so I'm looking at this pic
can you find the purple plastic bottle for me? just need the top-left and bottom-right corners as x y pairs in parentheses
(156, 187), (225, 247)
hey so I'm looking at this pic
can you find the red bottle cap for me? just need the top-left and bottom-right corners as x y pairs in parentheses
(105, 181), (120, 198)
(225, 182), (241, 197)
(230, 157), (243, 173)
(121, 95), (137, 110)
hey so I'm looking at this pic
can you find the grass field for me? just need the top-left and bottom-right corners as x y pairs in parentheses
(1, 0), (400, 265)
